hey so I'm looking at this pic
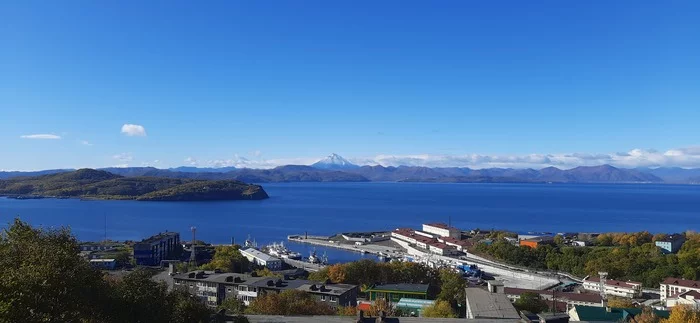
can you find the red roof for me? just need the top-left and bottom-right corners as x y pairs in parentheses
(357, 302), (371, 311)
(669, 290), (700, 299)
(663, 277), (700, 289)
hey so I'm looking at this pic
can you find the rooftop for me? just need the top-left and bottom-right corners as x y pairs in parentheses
(584, 276), (641, 289)
(659, 234), (686, 242)
(243, 315), (519, 323)
(423, 223), (459, 231)
(139, 231), (179, 244)
(663, 277), (700, 288)
(504, 287), (602, 303)
(670, 290), (700, 300)
(464, 288), (520, 319)
(173, 271), (356, 295)
(572, 305), (670, 321)
(241, 248), (280, 262)
(368, 283), (430, 294)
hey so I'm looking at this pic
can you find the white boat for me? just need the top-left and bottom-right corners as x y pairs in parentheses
(266, 242), (302, 260)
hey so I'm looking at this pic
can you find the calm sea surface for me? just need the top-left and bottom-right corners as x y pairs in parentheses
(1, 182), (699, 263)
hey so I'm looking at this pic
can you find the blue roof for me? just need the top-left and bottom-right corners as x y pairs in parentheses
(396, 298), (435, 309)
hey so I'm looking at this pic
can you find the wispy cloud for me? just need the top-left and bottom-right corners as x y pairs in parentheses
(112, 152), (134, 162)
(80, 140), (93, 146)
(184, 157), (198, 166)
(120, 124), (147, 137)
(20, 134), (61, 140)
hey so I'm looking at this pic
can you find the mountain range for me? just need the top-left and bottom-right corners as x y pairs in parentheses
(2, 154), (699, 184)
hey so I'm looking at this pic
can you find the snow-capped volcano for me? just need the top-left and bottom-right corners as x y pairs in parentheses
(311, 153), (359, 169)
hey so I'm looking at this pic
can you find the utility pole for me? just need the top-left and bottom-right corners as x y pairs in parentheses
(189, 226), (197, 268)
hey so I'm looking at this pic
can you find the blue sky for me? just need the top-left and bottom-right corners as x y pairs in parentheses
(1, 1), (699, 170)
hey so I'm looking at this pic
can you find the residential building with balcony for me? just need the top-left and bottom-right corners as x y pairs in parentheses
(660, 277), (700, 302)
(133, 231), (180, 266)
(582, 276), (642, 298)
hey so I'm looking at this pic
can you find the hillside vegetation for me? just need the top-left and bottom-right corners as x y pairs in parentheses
(0, 169), (268, 201)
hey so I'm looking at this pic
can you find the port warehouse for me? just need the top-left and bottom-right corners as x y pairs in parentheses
(241, 248), (283, 270)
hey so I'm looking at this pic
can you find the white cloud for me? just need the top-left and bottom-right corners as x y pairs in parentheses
(20, 134), (61, 140)
(141, 160), (160, 167)
(80, 140), (93, 146)
(120, 124), (147, 137)
(112, 153), (133, 162)
(177, 146), (700, 170)
(184, 157), (198, 166)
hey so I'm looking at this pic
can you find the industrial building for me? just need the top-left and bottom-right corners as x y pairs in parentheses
(422, 223), (461, 239)
(132, 231), (180, 266)
(240, 248), (282, 270)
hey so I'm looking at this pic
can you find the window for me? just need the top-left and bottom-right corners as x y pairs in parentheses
(321, 295), (326, 301)
(228, 288), (232, 292)
(330, 296), (337, 302)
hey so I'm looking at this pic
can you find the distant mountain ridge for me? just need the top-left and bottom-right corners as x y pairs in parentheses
(5, 161), (700, 184)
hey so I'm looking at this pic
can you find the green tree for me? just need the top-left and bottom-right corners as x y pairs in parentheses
(0, 219), (110, 322)
(513, 292), (548, 314)
(200, 245), (250, 273)
(437, 269), (466, 309)
(422, 300), (457, 318)
(246, 290), (334, 315)
(218, 297), (246, 315)
(167, 289), (212, 323)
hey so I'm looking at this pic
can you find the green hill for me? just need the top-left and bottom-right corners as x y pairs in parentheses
(0, 169), (268, 201)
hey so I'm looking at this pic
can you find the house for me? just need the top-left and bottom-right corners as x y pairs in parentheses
(464, 285), (520, 320)
(666, 290), (700, 309)
(173, 271), (358, 308)
(133, 231), (180, 266)
(422, 223), (461, 239)
(660, 277), (700, 302)
(366, 283), (431, 302)
(89, 258), (117, 270)
(504, 287), (602, 310)
(568, 305), (670, 322)
(519, 236), (554, 249)
(655, 234), (686, 254)
(240, 248), (282, 270)
(582, 276), (642, 298)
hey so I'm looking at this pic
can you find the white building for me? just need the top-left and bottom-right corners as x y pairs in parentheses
(422, 223), (460, 239)
(666, 290), (700, 309)
(427, 242), (460, 256)
(241, 248), (282, 270)
(660, 277), (700, 302)
(391, 228), (418, 244)
(582, 276), (642, 298)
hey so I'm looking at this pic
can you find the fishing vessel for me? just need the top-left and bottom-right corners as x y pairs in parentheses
(308, 249), (328, 265)
(266, 242), (302, 260)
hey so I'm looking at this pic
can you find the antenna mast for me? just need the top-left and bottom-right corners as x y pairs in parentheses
(189, 226), (197, 268)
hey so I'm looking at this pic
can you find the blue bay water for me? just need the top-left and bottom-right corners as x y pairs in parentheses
(1, 182), (699, 262)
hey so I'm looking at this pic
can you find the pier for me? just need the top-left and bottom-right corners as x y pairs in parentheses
(287, 235), (402, 257)
(280, 257), (326, 272)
